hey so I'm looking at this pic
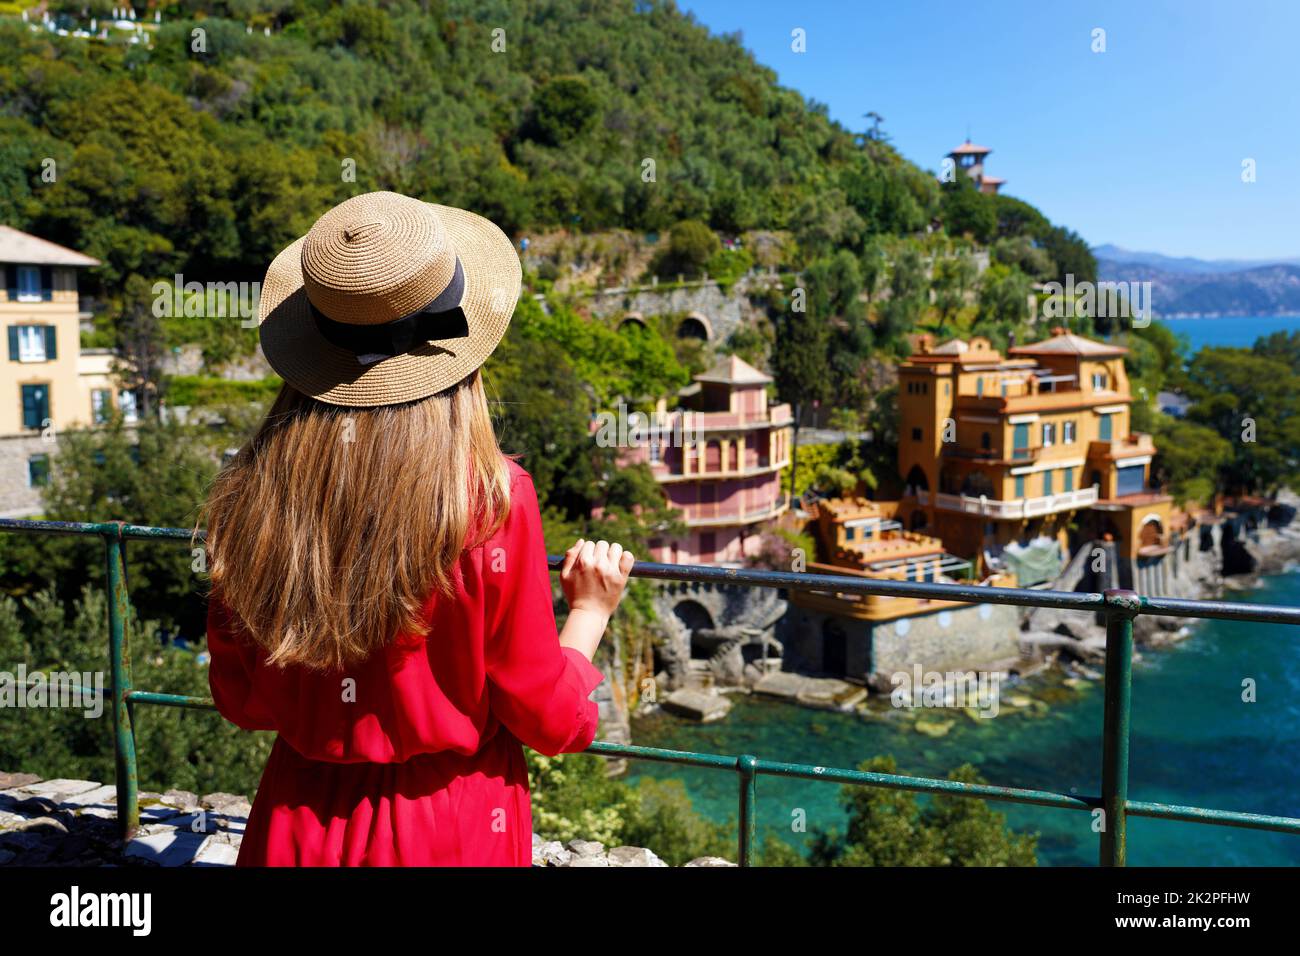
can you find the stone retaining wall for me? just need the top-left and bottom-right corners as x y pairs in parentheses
(780, 601), (1022, 691)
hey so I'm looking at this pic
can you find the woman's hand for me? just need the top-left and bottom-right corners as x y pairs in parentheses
(560, 538), (635, 620)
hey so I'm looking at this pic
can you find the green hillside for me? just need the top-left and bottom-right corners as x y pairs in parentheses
(0, 0), (1089, 299)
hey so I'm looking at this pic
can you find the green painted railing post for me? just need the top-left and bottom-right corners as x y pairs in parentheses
(738, 754), (757, 867)
(1099, 588), (1139, 866)
(105, 525), (139, 841)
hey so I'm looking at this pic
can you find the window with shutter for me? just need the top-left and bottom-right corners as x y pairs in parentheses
(28, 454), (50, 488)
(21, 384), (49, 430)
(43, 325), (57, 360)
(17, 327), (46, 362)
(16, 266), (41, 302)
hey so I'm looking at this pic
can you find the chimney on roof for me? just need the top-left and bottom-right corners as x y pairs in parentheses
(917, 333), (933, 353)
(1050, 326), (1067, 336)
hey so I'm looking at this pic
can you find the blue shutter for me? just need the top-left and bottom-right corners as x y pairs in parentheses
(4, 266), (15, 302)
(1117, 465), (1145, 496)
(43, 326), (57, 360)
(1012, 422), (1029, 456)
(1099, 413), (1113, 441)
(7, 326), (17, 361)
(22, 385), (44, 429)
(40, 266), (53, 302)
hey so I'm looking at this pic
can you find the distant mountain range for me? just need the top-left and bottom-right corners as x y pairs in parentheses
(1094, 245), (1300, 317)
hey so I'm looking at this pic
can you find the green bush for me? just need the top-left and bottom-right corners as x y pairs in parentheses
(655, 220), (721, 279)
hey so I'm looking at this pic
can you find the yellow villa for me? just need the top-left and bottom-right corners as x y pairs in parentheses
(896, 328), (1174, 584)
(1, 225), (130, 517)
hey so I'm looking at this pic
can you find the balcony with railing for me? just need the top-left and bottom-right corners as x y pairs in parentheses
(943, 443), (1043, 463)
(1088, 432), (1157, 463)
(3, 516), (1300, 867)
(682, 492), (789, 527)
(917, 486), (1099, 518)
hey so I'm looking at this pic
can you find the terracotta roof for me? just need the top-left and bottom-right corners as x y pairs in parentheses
(1009, 332), (1127, 357)
(695, 354), (772, 385)
(950, 141), (992, 156)
(0, 225), (99, 267)
(820, 496), (883, 518)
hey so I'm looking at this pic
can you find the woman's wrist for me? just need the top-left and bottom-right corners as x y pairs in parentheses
(559, 605), (610, 661)
(565, 604), (611, 628)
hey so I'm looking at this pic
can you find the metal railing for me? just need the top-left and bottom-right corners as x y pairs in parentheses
(3, 516), (1300, 867)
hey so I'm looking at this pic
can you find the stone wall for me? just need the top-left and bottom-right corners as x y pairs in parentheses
(581, 273), (779, 343)
(651, 578), (787, 688)
(0, 433), (55, 518)
(780, 601), (1022, 692)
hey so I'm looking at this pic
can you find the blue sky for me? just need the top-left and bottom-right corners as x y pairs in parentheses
(680, 0), (1300, 261)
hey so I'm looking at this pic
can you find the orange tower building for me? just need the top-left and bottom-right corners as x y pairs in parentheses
(895, 328), (1174, 585)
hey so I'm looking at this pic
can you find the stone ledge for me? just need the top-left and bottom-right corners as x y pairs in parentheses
(530, 835), (733, 867)
(1, 771), (729, 868)
(0, 772), (252, 867)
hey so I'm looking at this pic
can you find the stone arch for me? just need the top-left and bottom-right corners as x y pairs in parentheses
(821, 617), (848, 676)
(673, 599), (716, 659)
(905, 465), (929, 494)
(676, 312), (712, 341)
(618, 311), (647, 332)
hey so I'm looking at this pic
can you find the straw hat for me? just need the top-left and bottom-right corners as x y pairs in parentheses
(257, 191), (521, 407)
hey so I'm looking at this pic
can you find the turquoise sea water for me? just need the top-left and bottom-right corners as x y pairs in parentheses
(1159, 314), (1300, 352)
(627, 571), (1300, 866)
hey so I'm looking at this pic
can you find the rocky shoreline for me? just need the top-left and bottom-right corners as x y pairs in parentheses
(639, 501), (1300, 737)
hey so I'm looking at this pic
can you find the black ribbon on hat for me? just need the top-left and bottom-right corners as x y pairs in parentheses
(311, 257), (469, 364)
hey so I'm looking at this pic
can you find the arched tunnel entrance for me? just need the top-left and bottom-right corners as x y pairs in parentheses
(674, 599), (717, 660)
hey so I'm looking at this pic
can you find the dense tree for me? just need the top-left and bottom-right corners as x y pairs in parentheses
(0, 413), (222, 633)
(1183, 347), (1300, 494)
(875, 243), (928, 352)
(655, 219), (722, 279)
(974, 262), (1032, 347)
(1151, 417), (1233, 505)
(932, 253), (978, 326)
(939, 175), (996, 244)
(770, 282), (832, 499)
(530, 75), (603, 145)
(808, 756), (1038, 866)
(1253, 329), (1300, 371)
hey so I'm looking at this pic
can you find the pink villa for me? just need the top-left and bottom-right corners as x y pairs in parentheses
(617, 355), (794, 566)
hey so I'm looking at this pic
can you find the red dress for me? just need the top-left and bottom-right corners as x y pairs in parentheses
(205, 460), (605, 866)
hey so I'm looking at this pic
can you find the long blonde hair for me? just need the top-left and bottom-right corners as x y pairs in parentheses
(201, 370), (511, 671)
